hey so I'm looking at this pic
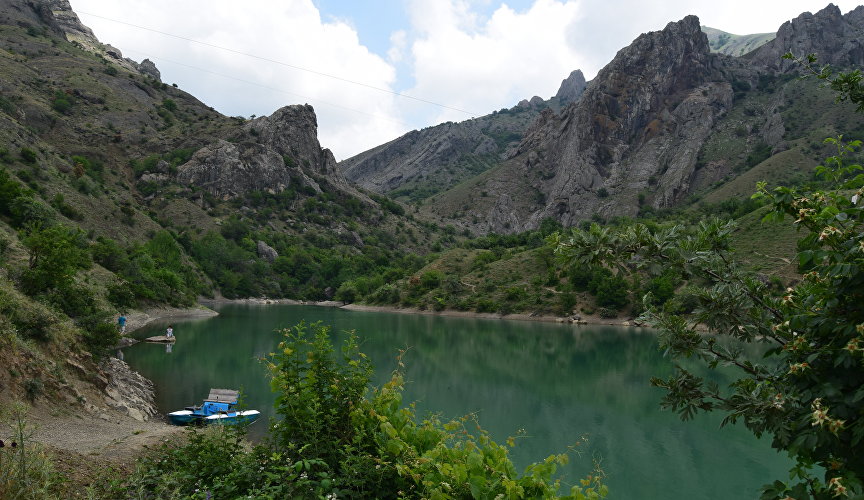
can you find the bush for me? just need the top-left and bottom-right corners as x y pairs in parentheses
(79, 317), (121, 358)
(51, 91), (73, 114)
(19, 148), (37, 164)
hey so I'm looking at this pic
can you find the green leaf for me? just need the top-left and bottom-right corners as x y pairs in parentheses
(467, 452), (483, 470)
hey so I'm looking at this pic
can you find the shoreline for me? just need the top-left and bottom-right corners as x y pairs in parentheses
(199, 297), (642, 327)
(124, 304), (219, 334)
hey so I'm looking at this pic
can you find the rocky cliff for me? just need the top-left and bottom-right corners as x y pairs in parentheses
(176, 104), (358, 199)
(338, 69), (587, 202)
(418, 4), (864, 234)
(424, 16), (731, 232)
(745, 4), (864, 71)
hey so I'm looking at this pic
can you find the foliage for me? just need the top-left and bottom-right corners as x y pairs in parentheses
(553, 133), (864, 498)
(19, 224), (91, 296)
(0, 169), (58, 228)
(19, 148), (37, 164)
(92, 234), (199, 306)
(119, 322), (607, 499)
(0, 402), (63, 499)
(50, 91), (73, 114)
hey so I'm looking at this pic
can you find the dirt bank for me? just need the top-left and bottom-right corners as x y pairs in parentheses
(1, 305), (218, 495)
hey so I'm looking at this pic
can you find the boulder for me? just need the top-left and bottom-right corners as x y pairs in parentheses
(256, 240), (279, 263)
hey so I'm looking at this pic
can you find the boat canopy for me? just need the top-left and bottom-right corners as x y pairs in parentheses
(206, 388), (239, 403)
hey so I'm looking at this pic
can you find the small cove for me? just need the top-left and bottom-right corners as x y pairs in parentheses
(124, 303), (790, 499)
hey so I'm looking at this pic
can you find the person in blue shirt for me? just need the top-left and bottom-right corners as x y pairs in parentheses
(118, 314), (127, 334)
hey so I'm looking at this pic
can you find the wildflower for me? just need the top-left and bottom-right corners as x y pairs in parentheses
(819, 226), (840, 241)
(844, 339), (861, 353)
(772, 393), (785, 409)
(827, 418), (846, 436)
(827, 477), (848, 497)
(789, 362), (809, 374)
(811, 399), (829, 426)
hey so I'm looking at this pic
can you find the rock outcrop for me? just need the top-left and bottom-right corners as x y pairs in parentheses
(177, 104), (357, 199)
(554, 70), (588, 105)
(101, 358), (158, 422)
(257, 240), (279, 263)
(27, 0), (165, 78)
(745, 4), (864, 71)
(474, 15), (731, 231)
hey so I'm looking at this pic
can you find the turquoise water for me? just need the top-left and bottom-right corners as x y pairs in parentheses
(123, 304), (789, 499)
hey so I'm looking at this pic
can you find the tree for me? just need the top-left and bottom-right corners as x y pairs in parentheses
(552, 60), (864, 499)
(19, 224), (91, 295)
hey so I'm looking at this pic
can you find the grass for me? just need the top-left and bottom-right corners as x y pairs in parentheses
(729, 205), (800, 280)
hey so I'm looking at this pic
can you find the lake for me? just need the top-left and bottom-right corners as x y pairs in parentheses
(123, 304), (789, 499)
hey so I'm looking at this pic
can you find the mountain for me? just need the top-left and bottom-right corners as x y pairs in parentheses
(702, 26), (774, 56)
(0, 0), (452, 408)
(338, 70), (587, 203)
(0, 0), (438, 291)
(403, 4), (864, 234)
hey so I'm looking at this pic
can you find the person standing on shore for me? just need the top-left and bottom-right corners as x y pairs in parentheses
(118, 314), (127, 334)
(166, 325), (173, 338)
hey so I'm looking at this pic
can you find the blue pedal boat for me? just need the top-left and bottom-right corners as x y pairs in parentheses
(167, 388), (260, 426)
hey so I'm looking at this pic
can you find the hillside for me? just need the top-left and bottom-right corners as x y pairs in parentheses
(338, 70), (587, 203)
(702, 26), (774, 56)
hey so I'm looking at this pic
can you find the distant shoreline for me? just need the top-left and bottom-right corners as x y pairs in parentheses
(196, 297), (640, 328)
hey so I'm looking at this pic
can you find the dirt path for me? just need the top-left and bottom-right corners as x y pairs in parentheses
(26, 405), (183, 465)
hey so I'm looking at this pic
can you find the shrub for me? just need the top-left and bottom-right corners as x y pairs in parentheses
(19, 148), (37, 164)
(50, 91), (73, 114)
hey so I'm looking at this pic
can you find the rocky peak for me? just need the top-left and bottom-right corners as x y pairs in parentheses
(138, 59), (161, 81)
(554, 69), (587, 105)
(245, 104), (347, 185)
(177, 104), (355, 199)
(488, 15), (731, 231)
(746, 4), (864, 71)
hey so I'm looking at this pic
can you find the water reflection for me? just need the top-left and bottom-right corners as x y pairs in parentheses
(124, 304), (788, 500)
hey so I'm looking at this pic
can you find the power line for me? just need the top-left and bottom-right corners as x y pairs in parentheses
(123, 48), (414, 127)
(76, 10), (480, 116)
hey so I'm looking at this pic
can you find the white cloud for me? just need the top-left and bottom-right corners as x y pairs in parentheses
(388, 30), (407, 63)
(403, 0), (587, 124)
(71, 0), (407, 159)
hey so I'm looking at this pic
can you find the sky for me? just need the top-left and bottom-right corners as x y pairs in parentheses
(69, 1), (862, 160)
